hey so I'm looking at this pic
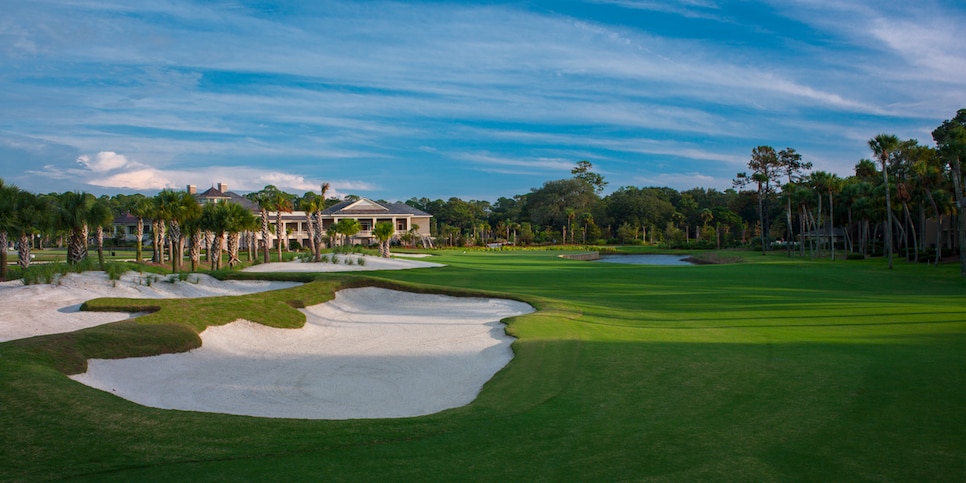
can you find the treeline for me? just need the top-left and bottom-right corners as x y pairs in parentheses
(405, 109), (966, 272)
(3, 109), (965, 278)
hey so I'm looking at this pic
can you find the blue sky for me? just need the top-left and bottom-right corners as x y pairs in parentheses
(2, 0), (964, 201)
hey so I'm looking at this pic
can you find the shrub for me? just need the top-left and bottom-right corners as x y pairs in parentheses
(104, 262), (130, 281)
(21, 262), (68, 285)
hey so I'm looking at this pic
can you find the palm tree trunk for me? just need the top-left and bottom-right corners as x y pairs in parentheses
(314, 211), (325, 261)
(799, 206), (806, 257)
(846, 207), (854, 254)
(135, 218), (144, 263)
(757, 186), (766, 255)
(18, 232), (31, 269)
(828, 191), (834, 261)
(305, 214), (316, 260)
(275, 213), (283, 262)
(68, 229), (87, 265)
(169, 220), (182, 272)
(0, 232), (8, 280)
(204, 231), (213, 262)
(903, 203), (917, 262)
(227, 232), (240, 267)
(786, 198), (793, 257)
(925, 191), (941, 264)
(882, 164), (894, 269)
(211, 233), (225, 270)
(260, 209), (270, 263)
(950, 156), (966, 276)
(96, 226), (105, 268)
(189, 229), (202, 272)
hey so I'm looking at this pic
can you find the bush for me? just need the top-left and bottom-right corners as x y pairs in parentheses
(104, 262), (130, 281)
(21, 262), (69, 285)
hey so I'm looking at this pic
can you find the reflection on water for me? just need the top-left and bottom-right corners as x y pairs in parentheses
(595, 254), (695, 266)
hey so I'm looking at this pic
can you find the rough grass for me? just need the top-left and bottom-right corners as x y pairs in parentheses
(1, 250), (965, 481)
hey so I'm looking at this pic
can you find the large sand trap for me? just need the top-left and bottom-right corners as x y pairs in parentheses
(241, 254), (443, 273)
(71, 287), (534, 419)
(0, 272), (301, 342)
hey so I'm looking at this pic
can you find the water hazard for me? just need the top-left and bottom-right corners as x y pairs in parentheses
(595, 254), (695, 266)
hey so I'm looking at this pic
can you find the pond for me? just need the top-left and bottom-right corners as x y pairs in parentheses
(595, 254), (696, 266)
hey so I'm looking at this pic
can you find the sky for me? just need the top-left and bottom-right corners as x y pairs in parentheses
(2, 0), (965, 202)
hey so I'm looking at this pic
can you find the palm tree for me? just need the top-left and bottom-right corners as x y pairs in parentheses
(302, 186), (329, 262)
(334, 218), (361, 247)
(301, 193), (319, 259)
(9, 190), (45, 271)
(183, 206), (205, 272)
(825, 174), (842, 261)
(932, 110), (966, 276)
(735, 146), (781, 255)
(223, 202), (258, 267)
(88, 199), (114, 269)
(373, 221), (394, 258)
(248, 186), (278, 263)
(127, 197), (153, 264)
(581, 212), (594, 244)
(314, 183), (330, 260)
(0, 179), (19, 280)
(869, 134), (900, 269)
(200, 202), (230, 270)
(910, 145), (946, 265)
(273, 192), (293, 261)
(409, 224), (421, 248)
(778, 148), (812, 257)
(54, 191), (96, 265)
(172, 192), (201, 272)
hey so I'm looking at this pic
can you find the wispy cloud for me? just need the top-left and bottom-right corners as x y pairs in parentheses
(1, 1), (963, 199)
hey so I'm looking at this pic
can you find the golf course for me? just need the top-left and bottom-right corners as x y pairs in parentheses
(2, 249), (965, 481)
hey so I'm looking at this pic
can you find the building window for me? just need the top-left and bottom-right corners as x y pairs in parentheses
(397, 221), (407, 231)
(360, 221), (372, 231)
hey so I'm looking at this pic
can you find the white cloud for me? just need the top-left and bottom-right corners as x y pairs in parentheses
(93, 168), (174, 190)
(76, 151), (137, 172)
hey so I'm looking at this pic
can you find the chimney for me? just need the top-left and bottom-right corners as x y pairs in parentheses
(218, 183), (228, 193)
(187, 185), (196, 195)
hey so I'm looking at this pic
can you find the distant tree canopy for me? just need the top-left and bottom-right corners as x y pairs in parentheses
(9, 110), (966, 272)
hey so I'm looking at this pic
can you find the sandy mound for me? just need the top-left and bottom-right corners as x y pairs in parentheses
(0, 272), (301, 342)
(242, 255), (442, 273)
(71, 287), (534, 419)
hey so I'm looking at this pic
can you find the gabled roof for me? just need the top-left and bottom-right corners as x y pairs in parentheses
(197, 186), (231, 199)
(322, 198), (431, 217)
(112, 213), (140, 224)
(194, 187), (257, 211)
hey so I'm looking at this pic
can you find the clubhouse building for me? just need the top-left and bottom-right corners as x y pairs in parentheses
(112, 183), (433, 249)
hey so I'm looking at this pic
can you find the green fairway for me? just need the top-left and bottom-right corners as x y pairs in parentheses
(2, 250), (965, 481)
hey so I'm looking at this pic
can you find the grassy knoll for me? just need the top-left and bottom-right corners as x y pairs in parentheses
(2, 251), (965, 480)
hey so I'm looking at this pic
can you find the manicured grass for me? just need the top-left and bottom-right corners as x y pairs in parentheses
(2, 250), (965, 480)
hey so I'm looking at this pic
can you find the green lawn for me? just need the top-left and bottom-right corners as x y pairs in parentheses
(2, 250), (965, 481)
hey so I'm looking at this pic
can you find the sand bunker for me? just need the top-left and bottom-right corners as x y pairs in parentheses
(0, 272), (301, 342)
(242, 254), (443, 273)
(5, 258), (531, 420)
(71, 287), (534, 419)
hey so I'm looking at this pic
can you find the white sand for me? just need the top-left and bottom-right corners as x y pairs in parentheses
(241, 254), (443, 273)
(3, 258), (533, 420)
(0, 272), (301, 342)
(71, 287), (533, 419)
